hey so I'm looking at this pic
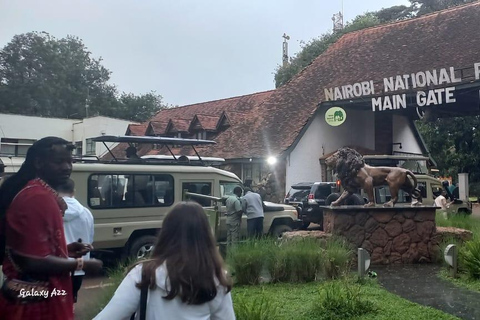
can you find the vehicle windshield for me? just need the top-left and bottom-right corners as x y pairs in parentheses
(220, 181), (243, 197)
(286, 187), (310, 201)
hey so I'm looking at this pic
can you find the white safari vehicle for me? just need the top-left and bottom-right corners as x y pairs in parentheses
(1, 136), (299, 259)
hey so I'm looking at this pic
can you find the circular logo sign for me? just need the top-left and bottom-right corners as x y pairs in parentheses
(325, 107), (346, 126)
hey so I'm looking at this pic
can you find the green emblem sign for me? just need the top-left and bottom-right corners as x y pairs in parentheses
(325, 107), (346, 126)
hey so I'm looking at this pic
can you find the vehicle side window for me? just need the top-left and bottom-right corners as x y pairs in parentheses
(88, 174), (174, 208)
(182, 182), (212, 206)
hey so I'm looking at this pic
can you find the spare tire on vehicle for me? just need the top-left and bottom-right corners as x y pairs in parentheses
(344, 193), (364, 205)
(325, 193), (340, 206)
(325, 192), (364, 206)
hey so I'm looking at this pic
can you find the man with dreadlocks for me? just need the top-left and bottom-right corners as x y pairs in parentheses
(0, 137), (102, 320)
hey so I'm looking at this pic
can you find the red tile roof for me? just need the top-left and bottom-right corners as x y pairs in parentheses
(249, 2), (480, 156)
(147, 121), (169, 135)
(133, 91), (274, 159)
(124, 3), (480, 161)
(166, 119), (191, 133)
(191, 114), (220, 131)
(126, 124), (147, 136)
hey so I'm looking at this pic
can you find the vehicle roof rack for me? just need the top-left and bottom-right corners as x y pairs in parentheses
(90, 135), (216, 166)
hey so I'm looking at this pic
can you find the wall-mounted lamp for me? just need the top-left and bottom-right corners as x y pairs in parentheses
(392, 142), (402, 150)
(267, 156), (277, 165)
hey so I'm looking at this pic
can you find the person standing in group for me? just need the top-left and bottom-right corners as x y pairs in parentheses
(225, 186), (243, 246)
(94, 202), (235, 320)
(0, 137), (102, 320)
(242, 188), (264, 238)
(435, 190), (451, 218)
(58, 178), (95, 305)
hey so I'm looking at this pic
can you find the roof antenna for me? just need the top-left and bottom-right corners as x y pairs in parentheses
(332, 0), (344, 32)
(282, 33), (290, 67)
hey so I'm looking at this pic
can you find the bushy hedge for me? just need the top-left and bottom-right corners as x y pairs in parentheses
(227, 237), (353, 285)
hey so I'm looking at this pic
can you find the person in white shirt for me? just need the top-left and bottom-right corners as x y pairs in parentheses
(242, 188), (264, 238)
(58, 178), (94, 303)
(94, 201), (235, 320)
(435, 190), (452, 218)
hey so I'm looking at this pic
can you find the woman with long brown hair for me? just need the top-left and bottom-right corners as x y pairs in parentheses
(94, 201), (234, 320)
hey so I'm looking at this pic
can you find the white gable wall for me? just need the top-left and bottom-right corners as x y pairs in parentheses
(392, 115), (423, 154)
(285, 111), (425, 194)
(285, 109), (374, 193)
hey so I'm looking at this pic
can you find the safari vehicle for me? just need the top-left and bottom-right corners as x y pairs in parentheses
(68, 136), (299, 259)
(327, 154), (471, 214)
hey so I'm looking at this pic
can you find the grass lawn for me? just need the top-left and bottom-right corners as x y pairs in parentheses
(435, 214), (480, 295)
(439, 269), (480, 293)
(232, 279), (459, 320)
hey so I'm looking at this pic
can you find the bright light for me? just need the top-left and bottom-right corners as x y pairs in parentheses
(267, 156), (277, 165)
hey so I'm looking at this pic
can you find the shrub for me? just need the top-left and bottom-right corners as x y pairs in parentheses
(287, 238), (322, 282)
(264, 241), (290, 283)
(234, 291), (279, 320)
(227, 240), (265, 285)
(460, 238), (480, 279)
(265, 238), (322, 283)
(321, 237), (353, 279)
(312, 281), (376, 319)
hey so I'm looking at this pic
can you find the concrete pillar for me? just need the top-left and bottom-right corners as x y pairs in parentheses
(458, 173), (469, 201)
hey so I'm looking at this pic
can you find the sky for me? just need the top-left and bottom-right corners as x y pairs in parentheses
(0, 0), (409, 106)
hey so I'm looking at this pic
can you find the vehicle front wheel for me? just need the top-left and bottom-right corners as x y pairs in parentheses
(272, 224), (293, 239)
(129, 235), (157, 260)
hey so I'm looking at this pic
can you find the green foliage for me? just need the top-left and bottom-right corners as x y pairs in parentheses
(435, 212), (480, 236)
(232, 280), (457, 320)
(0, 32), (165, 121)
(274, 12), (380, 88)
(375, 5), (414, 23)
(118, 91), (164, 122)
(460, 239), (480, 279)
(410, 0), (478, 16)
(227, 240), (265, 285)
(234, 291), (279, 320)
(265, 238), (323, 283)
(321, 236), (353, 279)
(312, 281), (377, 319)
(274, 0), (479, 87)
(439, 268), (480, 292)
(416, 117), (480, 187)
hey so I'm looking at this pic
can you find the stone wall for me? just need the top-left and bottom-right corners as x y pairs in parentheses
(323, 206), (437, 264)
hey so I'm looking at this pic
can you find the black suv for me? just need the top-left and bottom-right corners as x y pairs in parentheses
(284, 182), (339, 230)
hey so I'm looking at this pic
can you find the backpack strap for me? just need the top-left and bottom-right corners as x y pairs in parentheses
(138, 271), (148, 320)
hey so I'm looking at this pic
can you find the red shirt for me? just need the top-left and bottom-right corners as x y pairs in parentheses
(0, 179), (73, 320)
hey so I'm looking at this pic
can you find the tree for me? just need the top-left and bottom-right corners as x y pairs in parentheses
(274, 12), (380, 87)
(410, 0), (477, 16)
(0, 32), (166, 121)
(0, 32), (118, 118)
(273, 1), (479, 87)
(118, 91), (164, 122)
(417, 117), (480, 187)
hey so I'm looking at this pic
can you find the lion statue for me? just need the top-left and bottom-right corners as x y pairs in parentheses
(325, 147), (422, 207)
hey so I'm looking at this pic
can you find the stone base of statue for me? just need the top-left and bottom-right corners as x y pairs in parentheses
(321, 205), (437, 264)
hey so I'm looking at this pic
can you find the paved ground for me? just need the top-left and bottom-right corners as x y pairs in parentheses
(376, 264), (480, 320)
(74, 275), (113, 320)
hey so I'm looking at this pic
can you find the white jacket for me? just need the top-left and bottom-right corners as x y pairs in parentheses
(63, 196), (94, 276)
(94, 264), (235, 320)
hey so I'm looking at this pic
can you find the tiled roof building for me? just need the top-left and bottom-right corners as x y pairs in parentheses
(117, 3), (480, 200)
